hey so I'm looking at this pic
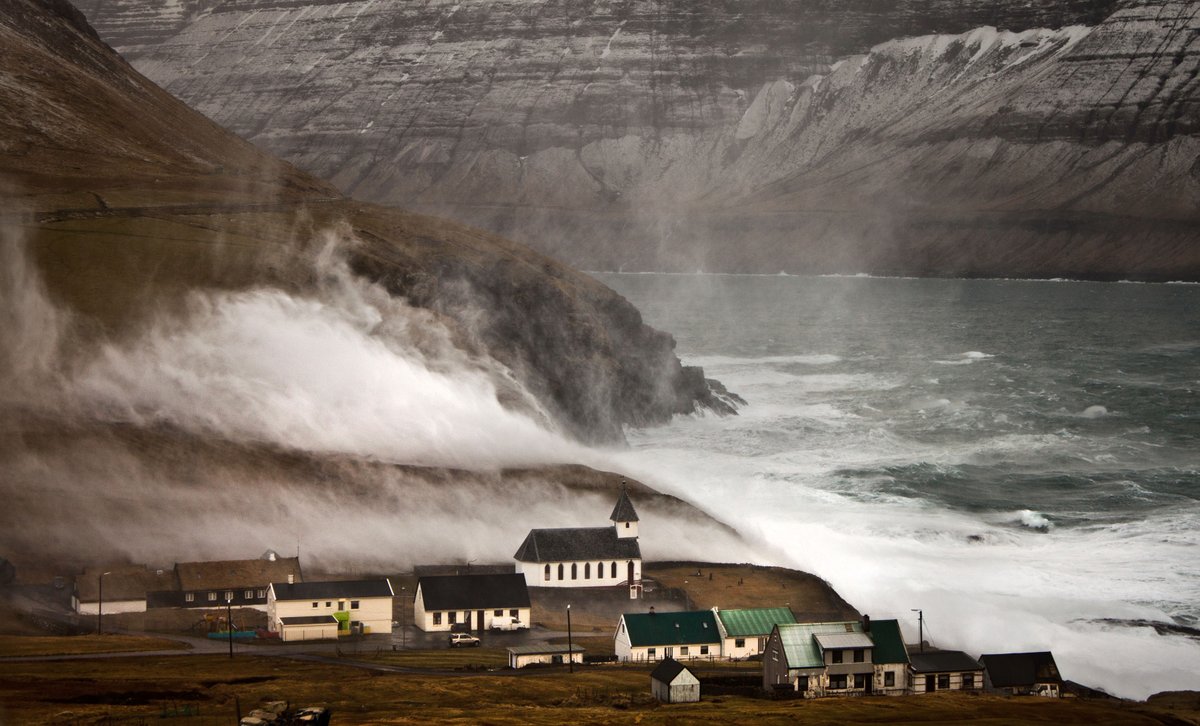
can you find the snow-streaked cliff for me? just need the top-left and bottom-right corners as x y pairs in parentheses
(79, 0), (1199, 279)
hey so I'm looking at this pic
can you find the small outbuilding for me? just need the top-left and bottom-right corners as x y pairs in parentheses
(979, 651), (1063, 697)
(277, 615), (339, 642)
(650, 657), (700, 703)
(506, 643), (585, 668)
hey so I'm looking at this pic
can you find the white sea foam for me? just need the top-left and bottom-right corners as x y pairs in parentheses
(1078, 405), (1109, 419)
(1015, 509), (1053, 530)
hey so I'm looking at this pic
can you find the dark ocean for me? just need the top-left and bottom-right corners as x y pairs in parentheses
(597, 272), (1200, 699)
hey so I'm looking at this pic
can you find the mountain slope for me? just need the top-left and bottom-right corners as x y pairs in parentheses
(1, 0), (730, 442)
(75, 0), (1199, 279)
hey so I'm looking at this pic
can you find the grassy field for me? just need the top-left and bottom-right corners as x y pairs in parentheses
(0, 634), (189, 657)
(644, 562), (858, 621)
(1, 654), (1197, 725)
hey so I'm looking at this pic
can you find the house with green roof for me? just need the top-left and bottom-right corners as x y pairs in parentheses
(866, 618), (910, 695)
(763, 620), (875, 696)
(615, 609), (722, 662)
(712, 606), (796, 659)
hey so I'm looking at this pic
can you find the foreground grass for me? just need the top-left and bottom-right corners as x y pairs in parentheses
(0, 654), (1195, 725)
(0, 634), (189, 657)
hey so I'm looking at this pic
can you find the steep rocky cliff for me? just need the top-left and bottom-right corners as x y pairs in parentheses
(0, 0), (728, 444)
(73, 0), (1196, 280)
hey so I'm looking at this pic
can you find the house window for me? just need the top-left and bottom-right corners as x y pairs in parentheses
(854, 674), (868, 690)
(884, 671), (895, 687)
(571, 563), (577, 580)
(325, 601), (332, 608)
(338, 601), (346, 611)
(734, 638), (745, 648)
(831, 650), (843, 664)
(185, 593), (195, 603)
(350, 600), (359, 610)
(853, 648), (864, 663)
(544, 564), (550, 581)
(208, 592), (217, 602)
(224, 591), (234, 601)
(680, 646), (689, 656)
(449, 612), (457, 624)
(611, 562), (617, 578)
(796, 675), (809, 691)
(494, 609), (503, 617)
(509, 609), (518, 618)
(257, 590), (266, 598)
(963, 673), (975, 689)
(584, 563), (590, 579)
(700, 645), (709, 655)
(433, 612), (442, 625)
(829, 674), (848, 690)
(938, 674), (950, 690)
(245, 590), (253, 599)
(647, 648), (656, 658)
(558, 564), (564, 580)
(311, 601), (318, 608)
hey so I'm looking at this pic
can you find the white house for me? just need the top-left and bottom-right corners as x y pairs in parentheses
(267, 578), (394, 641)
(414, 573), (531, 632)
(909, 650), (985, 693)
(615, 609), (722, 662)
(514, 488), (642, 595)
(506, 643), (585, 668)
(712, 606), (796, 659)
(650, 658), (701, 703)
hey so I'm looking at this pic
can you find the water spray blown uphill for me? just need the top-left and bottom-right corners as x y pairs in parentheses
(0, 0), (744, 565)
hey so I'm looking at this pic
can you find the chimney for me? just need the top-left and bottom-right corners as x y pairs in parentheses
(649, 606), (656, 616)
(288, 574), (294, 585)
(862, 614), (871, 632)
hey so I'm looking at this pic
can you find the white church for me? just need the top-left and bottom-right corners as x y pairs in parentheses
(513, 488), (643, 597)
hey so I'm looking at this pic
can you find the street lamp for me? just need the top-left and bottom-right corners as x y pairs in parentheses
(566, 604), (573, 674)
(227, 593), (234, 659)
(97, 571), (112, 635)
(911, 609), (924, 653)
(400, 586), (407, 650)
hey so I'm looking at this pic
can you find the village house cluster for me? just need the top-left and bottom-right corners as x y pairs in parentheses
(68, 488), (1065, 699)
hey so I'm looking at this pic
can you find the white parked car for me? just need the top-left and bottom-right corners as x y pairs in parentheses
(448, 632), (481, 647)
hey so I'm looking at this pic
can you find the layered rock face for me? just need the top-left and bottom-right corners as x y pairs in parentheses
(70, 0), (1196, 279)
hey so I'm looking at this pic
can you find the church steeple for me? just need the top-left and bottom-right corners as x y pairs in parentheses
(611, 484), (639, 539)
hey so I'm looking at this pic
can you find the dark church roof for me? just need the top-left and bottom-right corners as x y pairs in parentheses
(979, 652), (1062, 687)
(610, 488), (639, 522)
(513, 527), (641, 563)
(417, 573), (531, 610)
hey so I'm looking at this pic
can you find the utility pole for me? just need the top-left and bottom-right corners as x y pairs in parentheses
(911, 609), (924, 652)
(97, 571), (111, 635)
(566, 604), (573, 674)
(227, 594), (234, 659)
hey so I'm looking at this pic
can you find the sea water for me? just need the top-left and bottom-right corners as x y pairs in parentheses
(596, 272), (1200, 699)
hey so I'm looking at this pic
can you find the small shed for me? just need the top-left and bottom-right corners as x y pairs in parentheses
(278, 615), (339, 641)
(506, 643), (585, 668)
(651, 657), (700, 703)
(979, 651), (1063, 697)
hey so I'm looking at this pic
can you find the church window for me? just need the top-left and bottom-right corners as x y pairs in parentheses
(584, 563), (590, 579)
(611, 562), (617, 578)
(558, 563), (564, 580)
(597, 561), (603, 578)
(544, 564), (550, 581)
(571, 563), (577, 580)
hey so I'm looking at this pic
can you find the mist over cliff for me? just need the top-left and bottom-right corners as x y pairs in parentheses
(79, 0), (1199, 279)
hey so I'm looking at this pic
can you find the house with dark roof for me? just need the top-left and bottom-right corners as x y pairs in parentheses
(73, 565), (176, 616)
(979, 651), (1063, 697)
(650, 658), (700, 703)
(414, 573), (531, 632)
(713, 606), (796, 658)
(514, 487), (642, 596)
(267, 579), (393, 641)
(147, 554), (302, 612)
(615, 609), (721, 662)
(909, 650), (985, 693)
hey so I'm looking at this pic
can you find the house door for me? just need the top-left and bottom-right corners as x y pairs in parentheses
(476, 610), (485, 632)
(925, 675), (935, 692)
(627, 561), (634, 584)
(663, 647), (673, 659)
